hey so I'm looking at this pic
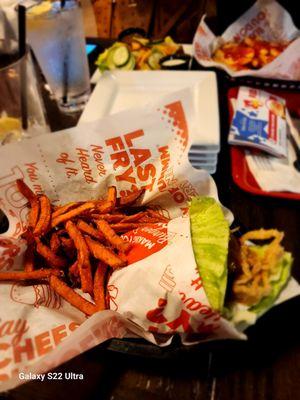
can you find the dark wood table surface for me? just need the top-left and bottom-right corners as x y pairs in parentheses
(2, 39), (300, 400)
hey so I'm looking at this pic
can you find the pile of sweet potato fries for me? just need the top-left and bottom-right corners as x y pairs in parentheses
(0, 180), (169, 316)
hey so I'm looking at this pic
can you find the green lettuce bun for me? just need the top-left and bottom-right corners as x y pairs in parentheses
(189, 196), (230, 311)
(230, 249), (293, 329)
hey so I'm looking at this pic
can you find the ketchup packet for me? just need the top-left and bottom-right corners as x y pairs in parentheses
(228, 86), (287, 157)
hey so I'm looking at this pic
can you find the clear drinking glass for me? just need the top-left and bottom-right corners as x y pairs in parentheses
(26, 0), (91, 113)
(0, 40), (49, 145)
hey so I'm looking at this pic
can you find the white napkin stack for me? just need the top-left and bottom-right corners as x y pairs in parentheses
(245, 114), (300, 193)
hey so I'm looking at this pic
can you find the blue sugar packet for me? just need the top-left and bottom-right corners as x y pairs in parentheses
(229, 87), (287, 158)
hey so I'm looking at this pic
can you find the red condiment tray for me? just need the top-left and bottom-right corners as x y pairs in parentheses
(228, 86), (300, 200)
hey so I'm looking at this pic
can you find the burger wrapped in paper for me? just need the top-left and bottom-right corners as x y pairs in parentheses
(189, 197), (293, 329)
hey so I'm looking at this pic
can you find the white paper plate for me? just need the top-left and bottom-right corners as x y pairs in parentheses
(80, 70), (220, 152)
(90, 44), (193, 85)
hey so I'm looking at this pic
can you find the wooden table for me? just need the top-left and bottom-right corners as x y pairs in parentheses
(4, 40), (300, 400)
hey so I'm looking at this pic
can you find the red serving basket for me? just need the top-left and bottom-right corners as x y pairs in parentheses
(228, 86), (300, 200)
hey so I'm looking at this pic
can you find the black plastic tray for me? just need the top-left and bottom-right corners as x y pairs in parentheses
(224, 74), (300, 91)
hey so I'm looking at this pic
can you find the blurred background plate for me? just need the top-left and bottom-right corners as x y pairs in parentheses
(90, 44), (193, 84)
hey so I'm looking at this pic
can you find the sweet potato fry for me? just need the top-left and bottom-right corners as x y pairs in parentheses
(35, 238), (66, 268)
(16, 179), (36, 202)
(96, 201), (114, 214)
(96, 219), (131, 253)
(107, 186), (117, 209)
(120, 212), (145, 223)
(109, 222), (141, 233)
(28, 197), (40, 229)
(51, 202), (95, 228)
(118, 251), (128, 264)
(49, 275), (96, 316)
(0, 269), (62, 281)
(50, 232), (61, 253)
(24, 246), (35, 272)
(65, 221), (93, 295)
(93, 261), (108, 311)
(52, 202), (82, 219)
(34, 195), (51, 236)
(57, 229), (68, 236)
(85, 236), (126, 269)
(21, 229), (35, 244)
(69, 260), (79, 277)
(118, 189), (145, 206)
(146, 209), (170, 223)
(16, 180), (40, 229)
(69, 261), (80, 285)
(77, 220), (105, 241)
(92, 213), (125, 223)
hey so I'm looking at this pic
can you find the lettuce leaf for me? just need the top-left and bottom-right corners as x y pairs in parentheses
(250, 252), (292, 316)
(189, 197), (230, 311)
(228, 252), (292, 330)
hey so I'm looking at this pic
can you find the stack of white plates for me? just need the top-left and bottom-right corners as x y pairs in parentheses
(189, 147), (219, 174)
(80, 70), (220, 174)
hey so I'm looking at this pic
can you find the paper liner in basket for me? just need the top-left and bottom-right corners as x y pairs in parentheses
(0, 88), (298, 392)
(193, 0), (300, 80)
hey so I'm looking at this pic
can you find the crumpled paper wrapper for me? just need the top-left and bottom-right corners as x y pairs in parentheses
(0, 88), (298, 392)
(193, 0), (300, 79)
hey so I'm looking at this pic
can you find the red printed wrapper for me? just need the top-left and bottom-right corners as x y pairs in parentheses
(0, 88), (298, 392)
(193, 0), (300, 79)
(111, 218), (246, 345)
